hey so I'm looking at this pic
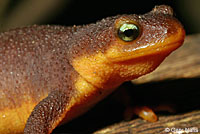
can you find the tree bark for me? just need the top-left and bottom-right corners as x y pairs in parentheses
(94, 110), (200, 134)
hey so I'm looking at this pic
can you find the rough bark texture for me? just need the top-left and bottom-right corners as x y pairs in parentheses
(54, 34), (200, 134)
(94, 110), (200, 134)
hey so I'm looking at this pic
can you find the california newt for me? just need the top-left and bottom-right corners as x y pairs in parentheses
(0, 5), (185, 134)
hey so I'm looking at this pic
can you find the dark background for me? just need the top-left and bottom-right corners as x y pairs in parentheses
(48, 0), (197, 35)
(0, 0), (200, 34)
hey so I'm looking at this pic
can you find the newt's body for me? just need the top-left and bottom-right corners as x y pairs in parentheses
(0, 5), (185, 134)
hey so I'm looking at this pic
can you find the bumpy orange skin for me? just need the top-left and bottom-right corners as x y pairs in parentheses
(0, 5), (185, 134)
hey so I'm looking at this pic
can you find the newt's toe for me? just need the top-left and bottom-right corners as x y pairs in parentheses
(124, 106), (158, 122)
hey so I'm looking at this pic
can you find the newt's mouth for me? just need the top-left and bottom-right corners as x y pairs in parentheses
(106, 27), (185, 63)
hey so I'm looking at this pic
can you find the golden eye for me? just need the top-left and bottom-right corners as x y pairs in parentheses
(118, 23), (140, 42)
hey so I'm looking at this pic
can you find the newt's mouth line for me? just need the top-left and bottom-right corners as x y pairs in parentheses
(109, 39), (184, 63)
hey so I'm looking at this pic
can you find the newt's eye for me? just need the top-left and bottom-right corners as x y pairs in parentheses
(118, 23), (140, 42)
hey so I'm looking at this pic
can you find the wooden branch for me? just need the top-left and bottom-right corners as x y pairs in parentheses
(94, 110), (200, 134)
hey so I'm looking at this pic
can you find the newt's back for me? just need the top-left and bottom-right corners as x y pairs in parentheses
(0, 25), (75, 133)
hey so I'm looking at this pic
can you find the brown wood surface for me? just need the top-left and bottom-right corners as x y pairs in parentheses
(54, 34), (200, 134)
(94, 110), (200, 134)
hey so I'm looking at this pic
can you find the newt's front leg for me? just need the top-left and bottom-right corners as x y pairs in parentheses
(114, 85), (157, 122)
(24, 90), (70, 134)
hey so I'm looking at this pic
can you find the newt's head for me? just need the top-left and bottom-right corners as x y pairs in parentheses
(106, 5), (185, 62)
(71, 5), (185, 89)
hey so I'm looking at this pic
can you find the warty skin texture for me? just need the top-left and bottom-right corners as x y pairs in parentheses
(0, 5), (185, 134)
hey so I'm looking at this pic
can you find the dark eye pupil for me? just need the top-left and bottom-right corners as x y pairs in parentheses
(124, 29), (134, 37)
(118, 23), (140, 42)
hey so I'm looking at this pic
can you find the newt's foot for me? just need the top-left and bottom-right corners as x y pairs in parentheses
(124, 106), (158, 122)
